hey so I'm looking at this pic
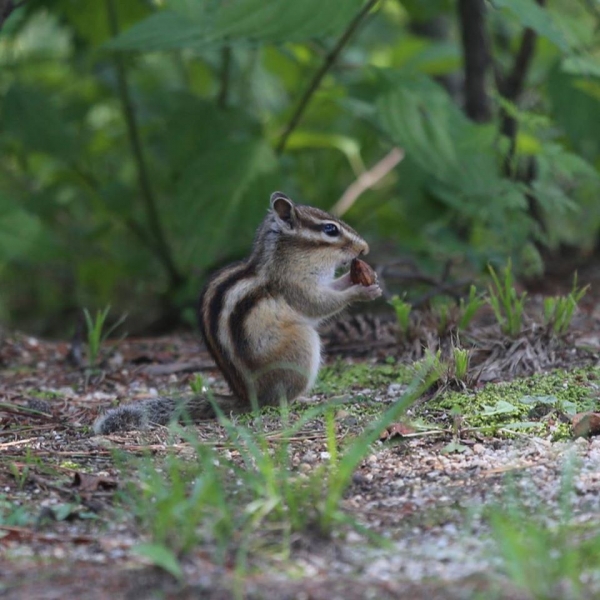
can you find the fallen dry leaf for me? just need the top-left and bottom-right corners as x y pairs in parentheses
(72, 472), (118, 493)
(571, 412), (600, 438)
(380, 422), (416, 441)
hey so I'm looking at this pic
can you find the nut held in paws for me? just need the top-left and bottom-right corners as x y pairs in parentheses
(350, 258), (377, 287)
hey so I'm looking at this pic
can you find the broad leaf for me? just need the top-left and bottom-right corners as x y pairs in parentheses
(2, 84), (77, 159)
(107, 0), (364, 51)
(104, 10), (208, 52)
(562, 55), (600, 79)
(376, 73), (528, 222)
(481, 400), (518, 416)
(492, 0), (570, 52)
(0, 205), (42, 262)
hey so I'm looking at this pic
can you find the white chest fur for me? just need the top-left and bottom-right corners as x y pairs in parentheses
(305, 326), (322, 391)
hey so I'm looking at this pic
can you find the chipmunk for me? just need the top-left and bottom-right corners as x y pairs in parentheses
(93, 192), (382, 434)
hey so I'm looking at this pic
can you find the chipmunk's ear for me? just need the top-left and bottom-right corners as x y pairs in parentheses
(270, 192), (296, 228)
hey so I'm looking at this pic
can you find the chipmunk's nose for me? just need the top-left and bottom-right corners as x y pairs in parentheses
(359, 241), (369, 256)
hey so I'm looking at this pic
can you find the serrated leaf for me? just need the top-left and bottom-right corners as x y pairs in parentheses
(562, 55), (600, 78)
(215, 0), (362, 43)
(376, 74), (528, 220)
(107, 0), (364, 51)
(105, 11), (209, 51)
(133, 543), (183, 579)
(492, 0), (570, 52)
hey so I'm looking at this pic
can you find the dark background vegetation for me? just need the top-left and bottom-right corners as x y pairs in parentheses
(1, 0), (599, 336)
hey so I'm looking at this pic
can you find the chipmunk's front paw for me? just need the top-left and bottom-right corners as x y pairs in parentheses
(351, 283), (382, 301)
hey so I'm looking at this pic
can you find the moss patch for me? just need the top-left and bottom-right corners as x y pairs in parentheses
(315, 359), (413, 396)
(423, 367), (599, 439)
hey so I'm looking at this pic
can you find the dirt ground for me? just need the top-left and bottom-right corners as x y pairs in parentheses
(2, 276), (600, 598)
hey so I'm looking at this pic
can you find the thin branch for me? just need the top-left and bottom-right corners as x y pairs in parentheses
(496, 0), (545, 142)
(125, 217), (160, 253)
(493, 0), (546, 231)
(330, 147), (404, 217)
(105, 0), (184, 289)
(457, 0), (492, 122)
(498, 28), (539, 102)
(218, 46), (232, 109)
(276, 0), (379, 155)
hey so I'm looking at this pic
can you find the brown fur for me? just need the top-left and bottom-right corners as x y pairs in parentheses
(93, 192), (381, 434)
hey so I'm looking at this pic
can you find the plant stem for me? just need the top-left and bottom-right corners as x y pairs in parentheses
(105, 0), (185, 290)
(276, 0), (379, 155)
(494, 0), (546, 228)
(218, 46), (232, 109)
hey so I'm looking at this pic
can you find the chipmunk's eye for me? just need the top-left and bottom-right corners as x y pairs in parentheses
(322, 223), (340, 237)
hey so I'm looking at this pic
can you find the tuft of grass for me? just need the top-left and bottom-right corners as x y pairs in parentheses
(487, 260), (527, 337)
(389, 295), (412, 337)
(457, 284), (486, 330)
(0, 495), (34, 526)
(126, 437), (237, 559)
(421, 345), (473, 393)
(488, 464), (600, 599)
(543, 274), (589, 337)
(83, 306), (127, 368)
(433, 302), (451, 337)
(451, 346), (470, 382)
(189, 373), (205, 394)
(124, 361), (439, 576)
(429, 286), (485, 337)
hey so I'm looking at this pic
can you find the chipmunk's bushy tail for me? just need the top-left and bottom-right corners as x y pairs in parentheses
(93, 394), (243, 435)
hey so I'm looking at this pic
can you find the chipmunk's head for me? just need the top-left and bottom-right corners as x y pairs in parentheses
(266, 192), (369, 273)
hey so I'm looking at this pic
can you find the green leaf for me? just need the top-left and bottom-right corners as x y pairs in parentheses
(171, 137), (278, 269)
(107, 0), (364, 51)
(2, 84), (77, 159)
(492, 0), (570, 52)
(481, 400), (519, 416)
(376, 73), (528, 221)
(58, 0), (151, 47)
(214, 0), (362, 43)
(441, 441), (469, 454)
(399, 0), (453, 22)
(133, 543), (183, 579)
(547, 65), (600, 159)
(53, 503), (78, 521)
(105, 11), (209, 52)
(286, 131), (364, 173)
(500, 421), (541, 431)
(560, 399), (577, 416)
(519, 395), (558, 405)
(562, 55), (600, 78)
(0, 206), (42, 263)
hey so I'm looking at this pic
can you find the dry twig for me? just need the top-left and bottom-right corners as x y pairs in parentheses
(331, 147), (404, 217)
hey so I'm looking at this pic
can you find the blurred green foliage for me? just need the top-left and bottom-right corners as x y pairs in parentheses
(0, 0), (599, 334)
